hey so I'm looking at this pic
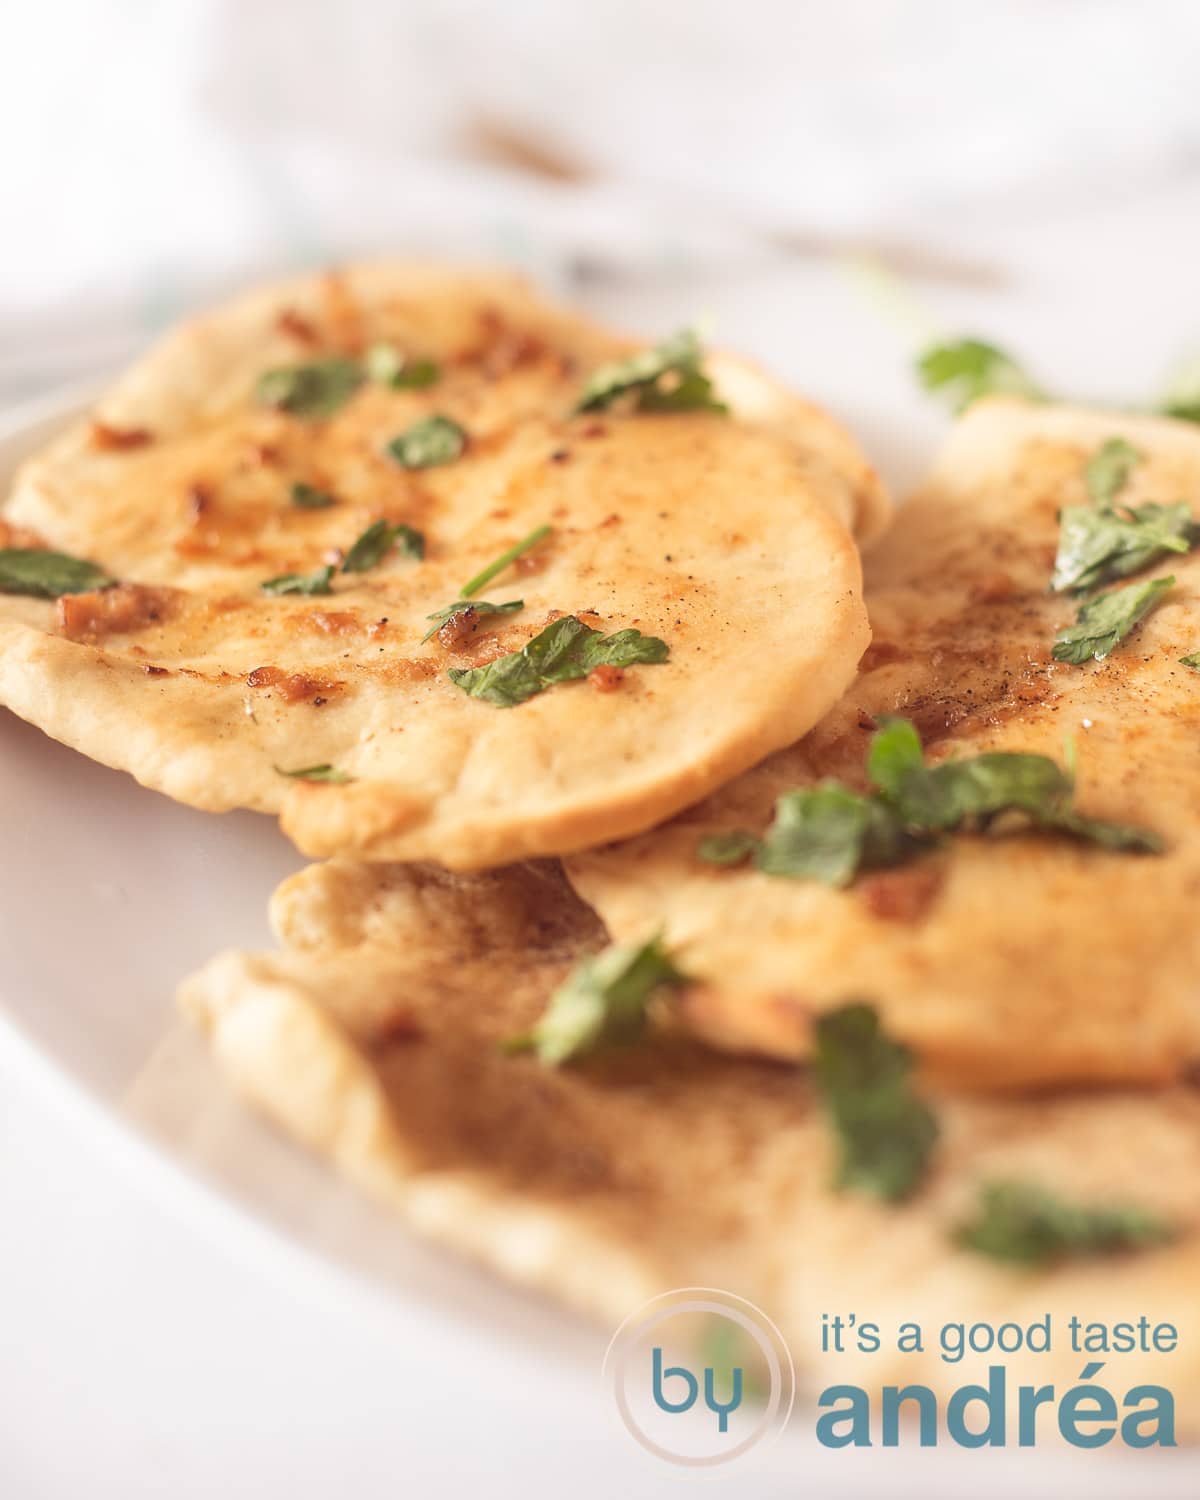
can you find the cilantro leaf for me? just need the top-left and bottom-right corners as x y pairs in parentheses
(342, 520), (425, 572)
(260, 564), (335, 596)
(812, 1004), (939, 1201)
(915, 338), (1045, 413)
(1051, 502), (1192, 594)
(1084, 437), (1142, 505)
(421, 598), (523, 643)
(290, 481), (337, 510)
(696, 830), (760, 866)
(573, 329), (726, 415)
(1052, 575), (1174, 664)
(1181, 653), (1200, 671)
(0, 547), (113, 599)
(364, 344), (440, 389)
(386, 414), (466, 469)
(448, 615), (669, 707)
(275, 763), (353, 784)
(255, 358), (363, 418)
(506, 935), (689, 1065)
(701, 716), (1162, 885)
(956, 1181), (1173, 1265)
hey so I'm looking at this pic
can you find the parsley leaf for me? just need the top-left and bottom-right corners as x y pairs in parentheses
(1181, 653), (1200, 671)
(364, 344), (440, 389)
(1084, 437), (1142, 505)
(506, 935), (689, 1065)
(260, 564), (335, 596)
(386, 414), (467, 469)
(701, 716), (1161, 884)
(956, 1181), (1173, 1265)
(448, 614), (669, 707)
(573, 328), (727, 415)
(696, 830), (760, 867)
(290, 481), (337, 510)
(421, 598), (524, 643)
(0, 547), (113, 599)
(915, 338), (1045, 413)
(275, 763), (354, 784)
(342, 520), (425, 572)
(255, 358), (363, 418)
(1051, 503), (1192, 593)
(1052, 575), (1174, 664)
(812, 1004), (939, 1201)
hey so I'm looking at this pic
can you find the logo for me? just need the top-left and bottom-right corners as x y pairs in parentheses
(603, 1288), (795, 1467)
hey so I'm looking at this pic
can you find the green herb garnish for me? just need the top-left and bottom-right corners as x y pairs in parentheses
(386, 414), (467, 469)
(506, 935), (688, 1065)
(695, 830), (760, 867)
(0, 547), (114, 599)
(1052, 575), (1174, 664)
(448, 614), (669, 707)
(699, 716), (1161, 883)
(1084, 437), (1142, 505)
(290, 482), (338, 510)
(956, 1181), (1173, 1265)
(365, 344), (441, 389)
(255, 358), (363, 418)
(1051, 503), (1192, 593)
(915, 338), (1045, 413)
(275, 763), (354, 784)
(813, 1003), (938, 1202)
(1181, 653), (1200, 671)
(259, 565), (335, 596)
(421, 598), (524, 643)
(342, 520), (425, 572)
(459, 524), (551, 598)
(573, 328), (727, 416)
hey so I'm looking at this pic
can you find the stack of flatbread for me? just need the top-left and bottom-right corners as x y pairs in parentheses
(6, 266), (1200, 1428)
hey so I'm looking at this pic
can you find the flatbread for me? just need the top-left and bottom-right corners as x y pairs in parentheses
(181, 858), (1200, 1425)
(0, 265), (880, 867)
(567, 401), (1200, 1089)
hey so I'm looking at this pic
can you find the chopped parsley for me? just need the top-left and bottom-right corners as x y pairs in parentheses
(290, 481), (338, 510)
(421, 598), (524, 644)
(255, 357), (363, 418)
(275, 763), (353, 784)
(342, 519), (425, 572)
(812, 1004), (939, 1202)
(573, 329), (727, 416)
(0, 547), (113, 599)
(448, 614), (669, 707)
(386, 414), (467, 469)
(915, 338), (1045, 413)
(1052, 575), (1174, 664)
(506, 935), (689, 1065)
(698, 716), (1161, 884)
(1051, 503), (1192, 593)
(955, 1181), (1174, 1265)
(460, 524), (552, 598)
(1083, 437), (1142, 505)
(259, 564), (335, 596)
(1181, 653), (1200, 671)
(364, 344), (440, 389)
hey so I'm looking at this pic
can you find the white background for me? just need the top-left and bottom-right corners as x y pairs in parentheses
(4, 4), (1200, 1494)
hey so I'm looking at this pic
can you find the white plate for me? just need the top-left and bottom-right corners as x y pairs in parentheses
(2, 323), (1197, 1494)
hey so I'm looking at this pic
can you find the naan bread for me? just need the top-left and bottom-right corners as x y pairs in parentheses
(181, 859), (1200, 1424)
(0, 265), (882, 867)
(567, 401), (1200, 1089)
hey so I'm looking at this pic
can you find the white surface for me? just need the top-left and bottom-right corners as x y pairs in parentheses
(5, 187), (1200, 1494)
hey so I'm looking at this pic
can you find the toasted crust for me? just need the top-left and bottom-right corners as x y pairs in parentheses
(180, 858), (1200, 1427)
(1, 264), (876, 867)
(567, 401), (1200, 1088)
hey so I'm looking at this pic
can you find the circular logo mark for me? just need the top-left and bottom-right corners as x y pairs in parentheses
(603, 1287), (795, 1467)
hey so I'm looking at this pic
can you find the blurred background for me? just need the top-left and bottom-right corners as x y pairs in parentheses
(5, 0), (1200, 486)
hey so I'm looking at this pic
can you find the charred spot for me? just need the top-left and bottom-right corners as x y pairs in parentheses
(89, 421), (153, 452)
(275, 307), (320, 345)
(858, 864), (946, 924)
(588, 664), (625, 693)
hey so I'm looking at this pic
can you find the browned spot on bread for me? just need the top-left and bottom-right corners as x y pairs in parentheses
(246, 665), (341, 703)
(90, 421), (153, 452)
(0, 519), (49, 550)
(276, 307), (320, 345)
(589, 664), (625, 693)
(859, 863), (946, 923)
(58, 583), (177, 642)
